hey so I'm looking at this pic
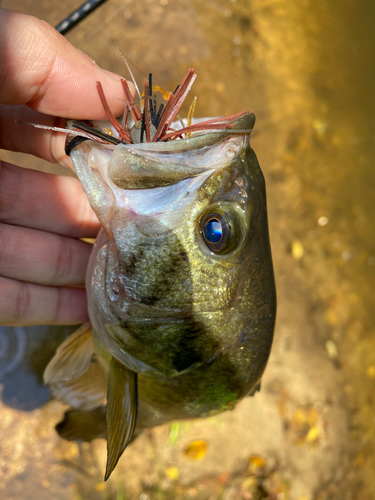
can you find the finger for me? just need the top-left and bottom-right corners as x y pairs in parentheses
(0, 222), (92, 286)
(0, 161), (100, 238)
(0, 8), (133, 118)
(0, 8), (134, 164)
(0, 277), (89, 326)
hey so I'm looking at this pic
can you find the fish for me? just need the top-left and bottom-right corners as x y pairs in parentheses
(43, 69), (276, 480)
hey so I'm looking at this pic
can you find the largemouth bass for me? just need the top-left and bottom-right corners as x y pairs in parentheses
(44, 70), (276, 479)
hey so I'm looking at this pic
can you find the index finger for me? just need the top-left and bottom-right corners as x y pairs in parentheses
(0, 8), (131, 118)
(0, 8), (133, 166)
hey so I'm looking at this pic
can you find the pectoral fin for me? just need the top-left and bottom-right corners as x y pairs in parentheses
(105, 357), (138, 481)
(50, 356), (107, 410)
(44, 322), (94, 384)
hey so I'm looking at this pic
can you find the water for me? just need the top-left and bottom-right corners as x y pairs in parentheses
(1, 0), (375, 498)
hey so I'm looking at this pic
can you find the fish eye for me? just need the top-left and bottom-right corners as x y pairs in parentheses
(204, 219), (223, 243)
(200, 212), (228, 253)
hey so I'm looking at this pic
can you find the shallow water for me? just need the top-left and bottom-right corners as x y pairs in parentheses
(1, 0), (375, 499)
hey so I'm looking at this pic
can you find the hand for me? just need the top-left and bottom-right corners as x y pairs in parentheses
(0, 8), (134, 326)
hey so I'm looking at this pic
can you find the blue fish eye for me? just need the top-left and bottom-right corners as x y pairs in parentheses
(204, 219), (223, 243)
(200, 212), (229, 253)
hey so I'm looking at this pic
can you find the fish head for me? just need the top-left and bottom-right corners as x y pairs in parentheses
(70, 112), (276, 387)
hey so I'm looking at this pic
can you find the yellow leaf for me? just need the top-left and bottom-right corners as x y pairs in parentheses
(183, 440), (207, 460)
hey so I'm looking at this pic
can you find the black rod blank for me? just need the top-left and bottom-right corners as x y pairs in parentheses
(55, 0), (108, 35)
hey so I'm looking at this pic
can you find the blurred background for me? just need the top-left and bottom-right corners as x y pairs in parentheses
(0, 0), (375, 499)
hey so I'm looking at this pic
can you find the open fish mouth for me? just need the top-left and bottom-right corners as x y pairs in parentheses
(70, 133), (248, 224)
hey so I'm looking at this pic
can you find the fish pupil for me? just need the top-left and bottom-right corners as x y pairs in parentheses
(200, 212), (229, 253)
(204, 219), (223, 243)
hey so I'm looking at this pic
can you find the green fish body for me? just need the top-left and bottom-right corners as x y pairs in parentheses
(45, 112), (276, 478)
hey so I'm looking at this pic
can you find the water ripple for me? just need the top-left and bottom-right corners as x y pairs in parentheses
(0, 327), (27, 380)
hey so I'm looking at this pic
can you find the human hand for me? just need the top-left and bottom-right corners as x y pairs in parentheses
(0, 8), (134, 326)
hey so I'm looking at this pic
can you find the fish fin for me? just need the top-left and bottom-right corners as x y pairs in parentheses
(105, 357), (138, 481)
(50, 356), (107, 410)
(44, 322), (94, 384)
(56, 406), (107, 442)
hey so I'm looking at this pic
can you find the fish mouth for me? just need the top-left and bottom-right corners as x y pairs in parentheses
(106, 131), (247, 191)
